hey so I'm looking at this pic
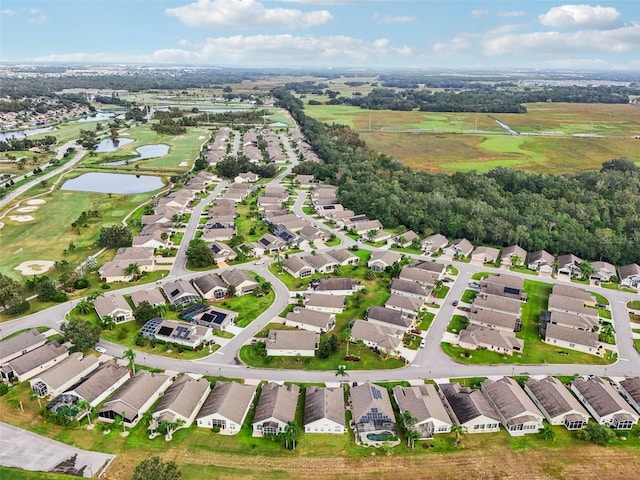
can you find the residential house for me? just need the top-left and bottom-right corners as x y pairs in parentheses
(304, 386), (346, 434)
(480, 274), (526, 301)
(547, 294), (598, 320)
(571, 376), (639, 429)
(527, 249), (555, 273)
(162, 280), (201, 306)
(368, 251), (402, 272)
(193, 273), (228, 301)
(299, 225), (326, 243)
(303, 253), (337, 274)
(94, 295), (133, 324)
(350, 383), (397, 442)
(557, 254), (583, 277)
(99, 246), (156, 283)
(265, 330), (320, 357)
(471, 246), (501, 264)
(252, 382), (300, 436)
(389, 278), (431, 301)
(325, 249), (359, 266)
(421, 233), (448, 254)
(619, 263), (640, 288)
(398, 266), (437, 287)
(410, 260), (446, 278)
(438, 383), (501, 433)
(501, 245), (527, 267)
(196, 381), (257, 434)
(0, 329), (46, 365)
(296, 174), (317, 186)
(524, 377), (589, 430)
(541, 310), (599, 332)
(152, 375), (211, 430)
(30, 353), (100, 398)
(234, 172), (259, 183)
(140, 318), (213, 349)
(468, 309), (521, 332)
(350, 320), (402, 353)
(384, 294), (424, 315)
(552, 284), (593, 301)
(1, 342), (68, 382)
(201, 226), (236, 242)
(130, 288), (166, 309)
(191, 306), (238, 331)
(391, 230), (420, 248)
(283, 257), (315, 279)
(210, 241), (237, 264)
(132, 231), (168, 250)
(313, 277), (364, 295)
(366, 305), (413, 331)
(274, 216), (307, 233)
(590, 261), (616, 283)
(347, 219), (383, 236)
(284, 308), (335, 333)
(393, 385), (452, 438)
(472, 294), (522, 317)
(458, 325), (524, 356)
(303, 293), (345, 314)
(481, 377), (544, 436)
(220, 269), (259, 296)
(618, 378), (640, 415)
(63, 362), (131, 408)
(444, 238), (474, 258)
(240, 242), (266, 258)
(540, 319), (602, 356)
(97, 370), (172, 426)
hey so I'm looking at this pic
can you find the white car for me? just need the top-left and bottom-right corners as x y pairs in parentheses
(93, 345), (107, 354)
(254, 260), (265, 265)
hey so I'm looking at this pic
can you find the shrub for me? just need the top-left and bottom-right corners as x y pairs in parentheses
(73, 278), (90, 289)
(7, 300), (30, 315)
(212, 425), (221, 433)
(101, 283), (111, 290)
(0, 383), (9, 396)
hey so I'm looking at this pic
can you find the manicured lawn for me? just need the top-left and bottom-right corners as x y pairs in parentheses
(403, 333), (421, 350)
(587, 291), (610, 306)
(471, 271), (491, 280)
(0, 467), (78, 480)
(233, 195), (269, 242)
(324, 236), (341, 247)
(416, 312), (435, 331)
(628, 300), (640, 310)
(435, 285), (450, 299)
(447, 315), (469, 334)
(449, 377), (488, 388)
(460, 289), (477, 303)
(217, 290), (275, 328)
(509, 266), (538, 276)
(447, 265), (458, 275)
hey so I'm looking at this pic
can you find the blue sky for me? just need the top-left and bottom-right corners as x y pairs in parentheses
(1, 1), (638, 70)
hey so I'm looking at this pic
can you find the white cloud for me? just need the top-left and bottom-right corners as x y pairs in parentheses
(373, 13), (415, 24)
(539, 4), (620, 29)
(28, 14), (48, 24)
(166, 0), (332, 29)
(433, 36), (472, 54)
(498, 11), (524, 18)
(471, 9), (489, 18)
(483, 22), (640, 55)
(0, 8), (16, 15)
(486, 23), (528, 35)
(32, 34), (411, 66)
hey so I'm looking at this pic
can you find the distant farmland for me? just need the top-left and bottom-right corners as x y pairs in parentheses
(305, 103), (640, 173)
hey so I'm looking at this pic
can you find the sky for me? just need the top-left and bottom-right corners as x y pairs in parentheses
(0, 1), (639, 70)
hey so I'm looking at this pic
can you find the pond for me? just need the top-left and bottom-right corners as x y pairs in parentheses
(0, 126), (56, 142)
(365, 431), (395, 442)
(102, 144), (170, 166)
(95, 137), (135, 152)
(61, 172), (164, 194)
(74, 112), (126, 123)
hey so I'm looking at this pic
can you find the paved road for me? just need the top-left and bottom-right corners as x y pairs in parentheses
(0, 422), (115, 478)
(0, 142), (86, 209)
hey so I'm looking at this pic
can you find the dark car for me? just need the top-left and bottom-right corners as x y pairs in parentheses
(452, 300), (459, 306)
(410, 329), (422, 336)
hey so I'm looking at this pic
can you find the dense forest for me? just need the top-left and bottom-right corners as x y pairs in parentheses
(274, 87), (640, 265)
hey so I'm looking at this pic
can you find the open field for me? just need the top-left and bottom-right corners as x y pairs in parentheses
(305, 103), (640, 173)
(1, 381), (639, 480)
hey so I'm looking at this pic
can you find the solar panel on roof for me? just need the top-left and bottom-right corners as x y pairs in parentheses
(171, 289), (180, 296)
(371, 386), (382, 399)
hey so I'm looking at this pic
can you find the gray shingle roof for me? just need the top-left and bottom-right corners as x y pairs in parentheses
(482, 377), (543, 421)
(253, 382), (300, 424)
(572, 376), (636, 417)
(366, 306), (413, 328)
(197, 381), (257, 424)
(153, 375), (211, 422)
(304, 386), (345, 427)
(34, 353), (99, 391)
(350, 383), (395, 424)
(439, 383), (500, 425)
(525, 376), (589, 419)
(67, 362), (131, 403)
(0, 329), (46, 362)
(393, 385), (451, 425)
(99, 370), (170, 421)
(3, 342), (68, 376)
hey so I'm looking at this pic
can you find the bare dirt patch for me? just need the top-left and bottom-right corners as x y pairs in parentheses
(14, 260), (55, 275)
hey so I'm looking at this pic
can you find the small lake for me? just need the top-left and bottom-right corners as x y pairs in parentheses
(75, 113), (125, 123)
(95, 137), (135, 152)
(61, 172), (164, 194)
(102, 144), (170, 166)
(0, 126), (56, 142)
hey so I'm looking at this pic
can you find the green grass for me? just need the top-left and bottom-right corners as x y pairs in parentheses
(588, 292), (610, 305)
(0, 467), (79, 480)
(460, 289), (477, 303)
(416, 312), (435, 331)
(447, 315), (470, 334)
(447, 265), (458, 275)
(402, 333), (421, 350)
(217, 290), (275, 328)
(510, 266), (538, 276)
(628, 300), (640, 310)
(449, 377), (488, 388)
(435, 285), (450, 299)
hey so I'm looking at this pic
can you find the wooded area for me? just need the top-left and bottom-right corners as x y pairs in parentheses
(274, 88), (640, 265)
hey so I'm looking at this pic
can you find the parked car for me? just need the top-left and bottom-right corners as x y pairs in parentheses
(410, 329), (422, 336)
(420, 340), (426, 348)
(254, 260), (265, 265)
(93, 345), (107, 354)
(452, 300), (459, 306)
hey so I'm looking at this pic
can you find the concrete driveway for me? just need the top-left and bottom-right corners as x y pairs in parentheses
(0, 422), (115, 478)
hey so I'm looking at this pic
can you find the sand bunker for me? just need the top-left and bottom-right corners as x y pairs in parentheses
(179, 161), (189, 166)
(26, 199), (46, 205)
(198, 136), (206, 139)
(0, 222), (4, 230)
(8, 215), (34, 222)
(17, 206), (38, 213)
(15, 260), (55, 275)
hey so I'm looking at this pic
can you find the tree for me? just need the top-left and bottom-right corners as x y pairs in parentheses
(133, 301), (160, 324)
(8, 394), (24, 412)
(510, 254), (522, 268)
(61, 317), (101, 352)
(75, 298), (93, 315)
(132, 456), (182, 480)
(29, 391), (42, 409)
(283, 421), (301, 450)
(0, 273), (23, 309)
(100, 314), (116, 331)
(366, 229), (377, 242)
(124, 263), (141, 280)
(401, 410), (419, 448)
(185, 238), (214, 268)
(450, 423), (466, 445)
(76, 399), (92, 425)
(577, 422), (615, 445)
(335, 364), (349, 386)
(342, 327), (351, 357)
(98, 225), (132, 249)
(123, 347), (136, 374)
(539, 423), (555, 442)
(579, 260), (596, 280)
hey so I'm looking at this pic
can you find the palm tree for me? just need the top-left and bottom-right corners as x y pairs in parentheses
(450, 423), (466, 445)
(407, 428), (420, 449)
(124, 263), (141, 280)
(8, 394), (24, 413)
(539, 423), (555, 442)
(123, 347), (136, 374)
(400, 410), (419, 448)
(75, 298), (93, 315)
(76, 400), (92, 425)
(141, 410), (156, 434)
(284, 421), (301, 450)
(579, 260), (596, 280)
(101, 314), (116, 331)
(366, 229), (377, 242)
(510, 254), (522, 268)
(335, 364), (349, 387)
(342, 327), (351, 357)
